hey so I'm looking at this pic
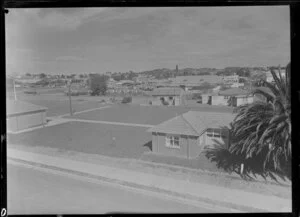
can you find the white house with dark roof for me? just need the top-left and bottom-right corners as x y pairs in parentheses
(147, 111), (234, 159)
(7, 100), (48, 132)
(218, 88), (253, 107)
(149, 87), (186, 106)
(203, 88), (253, 107)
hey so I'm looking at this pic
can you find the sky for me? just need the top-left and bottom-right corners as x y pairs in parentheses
(5, 6), (290, 75)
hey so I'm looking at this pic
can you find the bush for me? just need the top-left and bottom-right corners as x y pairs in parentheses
(191, 93), (202, 100)
(121, 96), (132, 104)
(162, 100), (169, 106)
(24, 90), (37, 95)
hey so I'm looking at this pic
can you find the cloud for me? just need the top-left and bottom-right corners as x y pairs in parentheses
(19, 8), (108, 30)
(56, 55), (84, 61)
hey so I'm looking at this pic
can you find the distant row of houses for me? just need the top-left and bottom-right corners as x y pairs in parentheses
(146, 86), (271, 107)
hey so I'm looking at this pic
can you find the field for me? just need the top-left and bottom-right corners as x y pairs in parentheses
(6, 87), (234, 171)
(66, 104), (233, 125)
(7, 92), (107, 117)
(8, 121), (151, 159)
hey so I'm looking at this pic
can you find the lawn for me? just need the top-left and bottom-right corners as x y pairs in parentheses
(8, 94), (105, 117)
(141, 152), (223, 172)
(7, 121), (152, 159)
(66, 104), (233, 125)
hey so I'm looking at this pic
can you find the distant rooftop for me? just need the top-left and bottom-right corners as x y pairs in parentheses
(150, 87), (185, 96)
(7, 100), (47, 117)
(252, 86), (275, 97)
(170, 75), (223, 85)
(148, 111), (235, 136)
(218, 87), (251, 96)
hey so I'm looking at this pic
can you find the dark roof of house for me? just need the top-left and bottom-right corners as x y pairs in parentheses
(218, 88), (251, 96)
(147, 111), (234, 136)
(7, 100), (47, 117)
(252, 86), (275, 97)
(150, 87), (184, 96)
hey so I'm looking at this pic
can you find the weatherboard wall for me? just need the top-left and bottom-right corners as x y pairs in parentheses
(151, 132), (203, 159)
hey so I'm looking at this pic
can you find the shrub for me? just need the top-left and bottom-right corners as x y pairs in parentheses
(162, 100), (169, 106)
(121, 96), (132, 104)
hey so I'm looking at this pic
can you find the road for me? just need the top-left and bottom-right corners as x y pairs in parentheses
(7, 164), (215, 214)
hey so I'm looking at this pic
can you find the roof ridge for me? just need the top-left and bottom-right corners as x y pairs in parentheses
(180, 112), (200, 136)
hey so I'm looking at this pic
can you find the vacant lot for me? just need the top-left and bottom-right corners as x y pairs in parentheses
(7, 121), (152, 159)
(66, 104), (233, 125)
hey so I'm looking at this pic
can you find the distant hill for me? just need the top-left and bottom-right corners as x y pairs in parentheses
(139, 67), (220, 79)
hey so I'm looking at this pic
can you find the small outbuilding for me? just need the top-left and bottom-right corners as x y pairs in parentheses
(7, 100), (48, 132)
(149, 87), (185, 106)
(218, 88), (253, 107)
(147, 111), (234, 159)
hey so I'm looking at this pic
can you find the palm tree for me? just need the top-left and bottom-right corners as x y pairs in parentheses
(229, 63), (291, 179)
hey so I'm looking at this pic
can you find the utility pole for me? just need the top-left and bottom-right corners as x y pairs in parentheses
(67, 80), (73, 116)
(13, 79), (17, 100)
(8, 75), (17, 100)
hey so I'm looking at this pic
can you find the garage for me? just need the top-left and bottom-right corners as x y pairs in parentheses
(7, 100), (48, 132)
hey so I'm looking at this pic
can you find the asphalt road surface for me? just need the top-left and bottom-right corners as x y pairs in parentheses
(7, 163), (215, 214)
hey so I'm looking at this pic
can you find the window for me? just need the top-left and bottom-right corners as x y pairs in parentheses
(224, 96), (229, 99)
(165, 135), (180, 148)
(206, 128), (227, 139)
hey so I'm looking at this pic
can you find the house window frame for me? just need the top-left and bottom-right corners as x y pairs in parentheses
(206, 128), (227, 139)
(165, 134), (180, 149)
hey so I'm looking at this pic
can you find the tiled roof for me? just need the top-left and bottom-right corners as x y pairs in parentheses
(148, 111), (234, 136)
(252, 86), (274, 96)
(150, 87), (184, 96)
(7, 100), (47, 116)
(218, 88), (250, 96)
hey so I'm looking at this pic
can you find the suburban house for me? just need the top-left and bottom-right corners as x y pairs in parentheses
(230, 82), (244, 88)
(149, 87), (186, 106)
(147, 111), (234, 159)
(168, 75), (223, 89)
(218, 87), (253, 107)
(222, 74), (239, 83)
(200, 87), (253, 107)
(7, 100), (48, 132)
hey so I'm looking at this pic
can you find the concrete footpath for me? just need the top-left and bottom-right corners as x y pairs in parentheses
(7, 148), (291, 213)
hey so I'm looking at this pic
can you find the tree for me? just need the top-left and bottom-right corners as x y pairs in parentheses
(229, 63), (291, 179)
(121, 96), (132, 104)
(89, 74), (108, 96)
(39, 73), (46, 79)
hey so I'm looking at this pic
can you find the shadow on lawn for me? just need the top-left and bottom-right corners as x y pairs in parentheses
(203, 139), (290, 183)
(143, 141), (152, 151)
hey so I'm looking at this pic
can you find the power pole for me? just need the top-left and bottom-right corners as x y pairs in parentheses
(13, 79), (17, 100)
(67, 80), (73, 116)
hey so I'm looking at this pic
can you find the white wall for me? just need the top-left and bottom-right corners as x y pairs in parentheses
(211, 95), (228, 106)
